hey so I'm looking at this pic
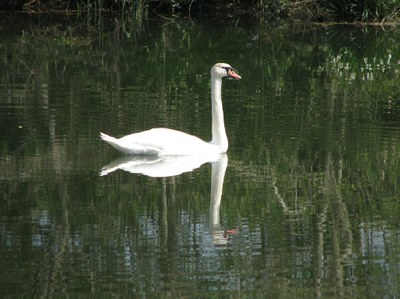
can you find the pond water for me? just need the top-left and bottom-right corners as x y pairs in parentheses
(1, 14), (400, 298)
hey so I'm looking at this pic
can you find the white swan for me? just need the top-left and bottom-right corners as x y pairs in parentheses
(100, 63), (241, 155)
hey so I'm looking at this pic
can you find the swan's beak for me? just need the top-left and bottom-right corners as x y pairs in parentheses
(227, 69), (241, 80)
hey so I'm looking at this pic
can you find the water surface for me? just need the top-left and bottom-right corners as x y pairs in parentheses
(1, 15), (400, 297)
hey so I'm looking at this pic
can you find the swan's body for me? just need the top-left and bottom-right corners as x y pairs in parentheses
(100, 129), (221, 155)
(100, 63), (241, 156)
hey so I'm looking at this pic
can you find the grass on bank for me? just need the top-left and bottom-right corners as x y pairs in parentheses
(4, 0), (400, 25)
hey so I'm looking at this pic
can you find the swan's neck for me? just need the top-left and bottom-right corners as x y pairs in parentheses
(210, 76), (228, 152)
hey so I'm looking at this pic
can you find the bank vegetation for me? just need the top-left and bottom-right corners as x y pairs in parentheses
(1, 0), (399, 25)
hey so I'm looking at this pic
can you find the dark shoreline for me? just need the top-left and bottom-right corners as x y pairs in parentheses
(0, 0), (399, 27)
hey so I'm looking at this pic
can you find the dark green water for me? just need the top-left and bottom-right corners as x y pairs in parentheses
(1, 14), (400, 298)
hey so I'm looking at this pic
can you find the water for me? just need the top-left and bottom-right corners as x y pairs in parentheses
(1, 15), (400, 297)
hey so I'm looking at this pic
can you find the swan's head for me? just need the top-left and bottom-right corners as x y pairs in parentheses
(211, 63), (241, 80)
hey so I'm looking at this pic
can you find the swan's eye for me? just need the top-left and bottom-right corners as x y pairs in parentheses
(222, 67), (231, 74)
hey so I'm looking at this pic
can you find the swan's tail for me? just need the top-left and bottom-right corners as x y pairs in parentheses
(100, 132), (117, 144)
(100, 132), (130, 154)
(100, 132), (160, 155)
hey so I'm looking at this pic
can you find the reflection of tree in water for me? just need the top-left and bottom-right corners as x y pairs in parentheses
(2, 18), (400, 297)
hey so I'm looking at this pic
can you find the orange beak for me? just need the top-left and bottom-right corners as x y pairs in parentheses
(228, 69), (241, 80)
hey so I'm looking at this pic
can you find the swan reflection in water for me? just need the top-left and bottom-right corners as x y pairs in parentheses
(100, 154), (237, 245)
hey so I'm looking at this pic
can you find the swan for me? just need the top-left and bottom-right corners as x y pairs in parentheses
(100, 63), (241, 156)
